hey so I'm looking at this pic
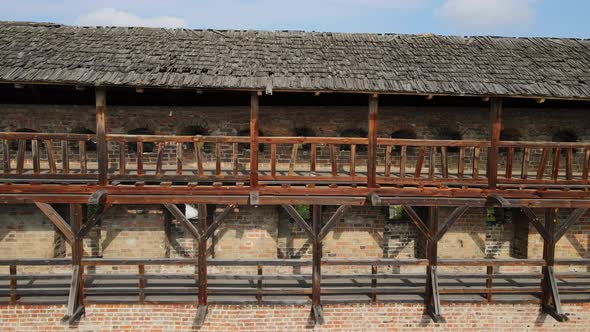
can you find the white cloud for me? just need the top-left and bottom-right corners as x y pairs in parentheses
(76, 8), (187, 28)
(436, 0), (537, 34)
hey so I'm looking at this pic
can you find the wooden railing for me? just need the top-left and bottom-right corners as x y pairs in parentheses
(498, 141), (590, 187)
(258, 136), (369, 184)
(0, 132), (97, 182)
(2, 132), (590, 190)
(376, 138), (491, 187)
(106, 134), (250, 183)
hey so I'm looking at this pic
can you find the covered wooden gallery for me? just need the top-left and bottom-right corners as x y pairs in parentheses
(1, 21), (590, 326)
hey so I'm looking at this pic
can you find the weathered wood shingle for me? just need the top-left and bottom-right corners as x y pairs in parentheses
(1, 21), (590, 99)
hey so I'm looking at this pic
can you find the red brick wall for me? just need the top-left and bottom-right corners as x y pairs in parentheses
(1, 303), (589, 331)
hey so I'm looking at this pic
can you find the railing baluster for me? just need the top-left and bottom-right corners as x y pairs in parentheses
(505, 147), (514, 179)
(310, 143), (317, 175)
(458, 146), (465, 178)
(440, 146), (448, 179)
(78, 141), (86, 174)
(566, 148), (573, 180)
(330, 144), (337, 176)
(16, 139), (25, 175)
(414, 146), (425, 178)
(32, 139), (40, 175)
(119, 142), (126, 175)
(270, 143), (277, 177)
(232, 142), (239, 176)
(62, 140), (69, 175)
(350, 144), (356, 177)
(45, 140), (57, 174)
(2, 139), (10, 174)
(472, 147), (480, 179)
(551, 147), (561, 181)
(521, 147), (529, 179)
(176, 142), (183, 175)
(400, 146), (407, 179)
(384, 145), (391, 177)
(216, 143), (222, 176)
(429, 146), (436, 180)
(583, 148), (590, 181)
(136, 142), (143, 176)
(288, 143), (298, 176)
(195, 140), (204, 177)
(155, 143), (164, 176)
(537, 147), (549, 180)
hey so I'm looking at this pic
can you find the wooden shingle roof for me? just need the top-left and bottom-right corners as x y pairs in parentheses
(1, 21), (590, 99)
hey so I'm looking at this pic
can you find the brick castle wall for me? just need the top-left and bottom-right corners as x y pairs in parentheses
(1, 303), (590, 331)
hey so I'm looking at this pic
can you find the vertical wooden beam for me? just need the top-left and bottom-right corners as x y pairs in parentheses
(9, 265), (17, 305)
(311, 204), (324, 325)
(194, 203), (209, 328)
(487, 97), (502, 189)
(67, 203), (84, 319)
(197, 204), (208, 306)
(541, 208), (567, 321)
(250, 92), (259, 187)
(367, 94), (378, 188)
(426, 206), (442, 322)
(96, 87), (108, 185)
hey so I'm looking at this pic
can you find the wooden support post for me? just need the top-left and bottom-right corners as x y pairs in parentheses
(256, 264), (263, 304)
(9, 264), (17, 305)
(426, 206), (443, 322)
(541, 208), (568, 322)
(371, 265), (377, 303)
(250, 92), (259, 188)
(194, 204), (209, 328)
(311, 204), (324, 325)
(65, 203), (84, 324)
(138, 264), (145, 304)
(488, 97), (502, 189)
(96, 87), (108, 186)
(367, 94), (378, 188)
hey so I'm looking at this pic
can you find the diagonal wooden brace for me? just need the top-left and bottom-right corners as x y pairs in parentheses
(35, 202), (75, 244)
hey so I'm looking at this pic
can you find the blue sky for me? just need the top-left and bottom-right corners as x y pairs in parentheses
(0, 0), (588, 38)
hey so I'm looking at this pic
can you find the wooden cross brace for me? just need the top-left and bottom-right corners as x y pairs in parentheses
(281, 204), (351, 242)
(402, 205), (469, 242)
(163, 204), (235, 242)
(521, 207), (588, 244)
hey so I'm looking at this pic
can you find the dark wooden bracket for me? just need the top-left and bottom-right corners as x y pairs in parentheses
(367, 191), (381, 206)
(426, 266), (444, 323)
(77, 203), (112, 240)
(194, 305), (208, 328)
(543, 266), (568, 322)
(485, 193), (510, 207)
(62, 265), (84, 325)
(312, 304), (325, 326)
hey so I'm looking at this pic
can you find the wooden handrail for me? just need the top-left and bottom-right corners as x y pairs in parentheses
(0, 132), (95, 140)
